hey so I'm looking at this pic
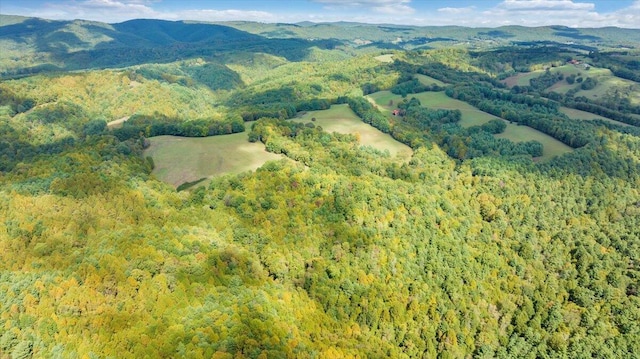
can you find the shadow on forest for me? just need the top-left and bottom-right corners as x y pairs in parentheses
(0, 136), (76, 174)
(0, 18), (343, 75)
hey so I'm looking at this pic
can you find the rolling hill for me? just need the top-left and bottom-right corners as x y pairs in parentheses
(0, 16), (339, 76)
(1, 14), (639, 358)
(2, 15), (640, 78)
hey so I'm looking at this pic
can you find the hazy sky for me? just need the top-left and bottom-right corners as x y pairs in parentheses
(1, 0), (639, 28)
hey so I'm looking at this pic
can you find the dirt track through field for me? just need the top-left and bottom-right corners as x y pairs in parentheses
(107, 116), (130, 129)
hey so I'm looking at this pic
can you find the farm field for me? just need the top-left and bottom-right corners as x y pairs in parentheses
(548, 66), (606, 94)
(503, 71), (545, 87)
(144, 130), (284, 188)
(366, 90), (399, 113)
(504, 65), (640, 104)
(548, 69), (601, 94)
(293, 104), (413, 160)
(504, 64), (602, 87)
(560, 106), (631, 126)
(366, 90), (572, 159)
(415, 74), (446, 86)
(578, 78), (640, 105)
(368, 90), (500, 127)
(374, 54), (394, 63)
(496, 122), (573, 160)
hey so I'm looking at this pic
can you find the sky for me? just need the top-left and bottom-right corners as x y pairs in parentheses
(1, 0), (639, 28)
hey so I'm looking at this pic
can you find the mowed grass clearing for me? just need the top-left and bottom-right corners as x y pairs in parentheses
(415, 74), (446, 86)
(366, 91), (399, 113)
(578, 76), (640, 105)
(547, 66), (609, 94)
(503, 65), (592, 87)
(374, 54), (394, 63)
(560, 106), (631, 127)
(496, 122), (573, 161)
(293, 104), (413, 161)
(368, 90), (572, 160)
(144, 130), (284, 188)
(503, 71), (544, 87)
(504, 65), (640, 104)
(368, 90), (500, 127)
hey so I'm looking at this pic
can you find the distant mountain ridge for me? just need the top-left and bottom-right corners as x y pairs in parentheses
(0, 15), (337, 76)
(220, 19), (640, 45)
(1, 14), (639, 77)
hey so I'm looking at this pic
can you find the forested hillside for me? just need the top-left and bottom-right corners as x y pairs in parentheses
(1, 16), (639, 358)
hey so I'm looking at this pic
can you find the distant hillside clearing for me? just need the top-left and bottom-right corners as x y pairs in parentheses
(367, 90), (499, 127)
(293, 104), (413, 161)
(107, 116), (130, 129)
(374, 54), (394, 63)
(560, 107), (631, 127)
(496, 122), (573, 161)
(144, 130), (284, 188)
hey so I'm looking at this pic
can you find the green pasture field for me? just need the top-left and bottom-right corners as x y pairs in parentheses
(368, 90), (500, 127)
(366, 91), (399, 113)
(415, 74), (446, 86)
(504, 64), (588, 87)
(144, 130), (284, 188)
(496, 122), (573, 160)
(374, 54), (395, 63)
(559, 106), (631, 127)
(293, 104), (413, 161)
(505, 65), (640, 105)
(369, 91), (573, 159)
(503, 72), (541, 87)
(550, 66), (637, 100)
(578, 78), (640, 105)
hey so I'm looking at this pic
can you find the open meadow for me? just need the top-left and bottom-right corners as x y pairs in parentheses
(560, 106), (631, 126)
(145, 104), (414, 188)
(293, 104), (413, 161)
(503, 64), (595, 87)
(367, 90), (574, 159)
(144, 130), (283, 187)
(415, 74), (446, 86)
(368, 90), (501, 127)
(374, 54), (394, 63)
(496, 121), (574, 160)
(504, 64), (640, 104)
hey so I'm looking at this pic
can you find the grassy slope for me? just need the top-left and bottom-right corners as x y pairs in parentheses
(415, 74), (446, 86)
(292, 104), (413, 160)
(559, 106), (631, 127)
(504, 64), (640, 105)
(368, 90), (573, 160)
(503, 70), (547, 87)
(374, 54), (394, 63)
(144, 130), (284, 187)
(368, 90), (499, 127)
(496, 122), (573, 160)
(146, 104), (413, 187)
